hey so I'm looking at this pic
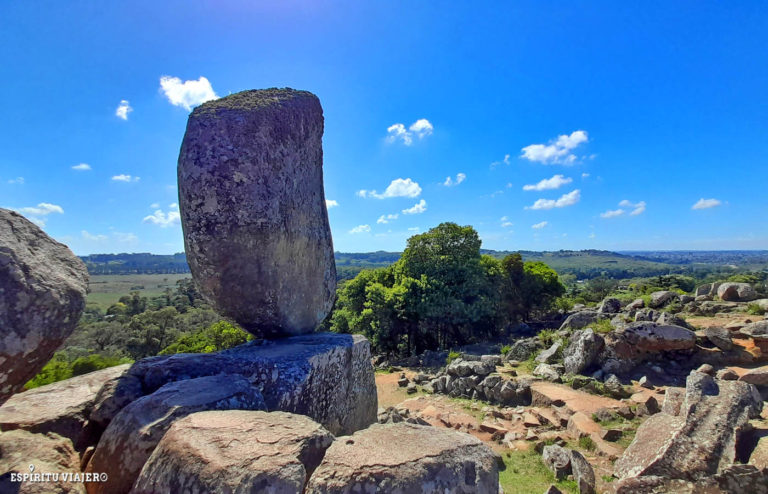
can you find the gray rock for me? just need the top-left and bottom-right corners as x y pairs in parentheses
(0, 429), (85, 494)
(617, 322), (697, 353)
(104, 333), (377, 437)
(615, 370), (763, 481)
(446, 359), (494, 377)
(570, 449), (596, 494)
(563, 329), (604, 375)
(625, 298), (645, 311)
(305, 423), (499, 493)
(542, 444), (571, 480)
(505, 338), (542, 361)
(649, 290), (677, 308)
(633, 308), (658, 322)
(132, 411), (334, 494)
(598, 297), (622, 314)
(535, 341), (562, 364)
(560, 310), (602, 331)
(0, 209), (89, 402)
(0, 364), (131, 451)
(696, 283), (712, 297)
(178, 89), (335, 338)
(717, 282), (758, 302)
(716, 368), (739, 381)
(741, 320), (768, 341)
(705, 326), (734, 351)
(739, 366), (768, 386)
(655, 312), (691, 329)
(604, 374), (629, 399)
(661, 387), (684, 416)
(86, 375), (267, 494)
(534, 363), (562, 382)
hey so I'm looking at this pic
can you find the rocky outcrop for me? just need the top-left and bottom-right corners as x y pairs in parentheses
(0, 364), (131, 451)
(598, 297), (622, 314)
(535, 341), (562, 364)
(559, 310), (604, 331)
(563, 329), (604, 375)
(0, 430), (85, 494)
(717, 282), (758, 302)
(132, 411), (334, 494)
(103, 333), (377, 437)
(739, 366), (768, 386)
(86, 375), (267, 494)
(649, 291), (678, 308)
(0, 209), (89, 402)
(505, 338), (542, 361)
(614, 370), (763, 483)
(178, 89), (335, 338)
(305, 423), (499, 493)
(600, 322), (696, 373)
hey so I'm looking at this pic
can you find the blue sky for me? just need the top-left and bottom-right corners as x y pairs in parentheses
(1, 1), (767, 255)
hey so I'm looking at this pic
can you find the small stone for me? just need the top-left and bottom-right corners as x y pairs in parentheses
(716, 368), (739, 381)
(638, 376), (654, 389)
(600, 429), (623, 442)
(696, 364), (715, 375)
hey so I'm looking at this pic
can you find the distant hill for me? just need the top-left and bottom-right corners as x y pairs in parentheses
(82, 250), (768, 280)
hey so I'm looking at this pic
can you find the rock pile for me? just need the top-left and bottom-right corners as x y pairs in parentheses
(426, 358), (532, 406)
(0, 208), (89, 402)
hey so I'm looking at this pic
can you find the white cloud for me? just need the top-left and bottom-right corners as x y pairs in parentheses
(326, 199), (339, 209)
(402, 199), (427, 215)
(521, 130), (589, 164)
(112, 174), (140, 183)
(358, 178), (422, 199)
(115, 100), (133, 120)
(13, 202), (64, 227)
(522, 174), (573, 191)
(169, 203), (178, 209)
(603, 200), (646, 218)
(589, 232), (596, 239)
(502, 221), (514, 228)
(150, 203), (160, 209)
(377, 213), (399, 224)
(385, 119), (433, 145)
(526, 189), (581, 210)
(491, 154), (511, 168)
(443, 173), (466, 187)
(581, 173), (590, 178)
(600, 209), (625, 219)
(72, 163), (91, 171)
(349, 224), (371, 234)
(113, 232), (139, 244)
(159, 76), (218, 111)
(532, 221), (548, 229)
(82, 230), (108, 242)
(143, 208), (180, 228)
(7, 177), (24, 185)
(692, 198), (722, 210)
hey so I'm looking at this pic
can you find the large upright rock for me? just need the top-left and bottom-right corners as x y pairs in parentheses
(717, 282), (758, 302)
(133, 411), (334, 494)
(0, 209), (89, 402)
(178, 88), (336, 338)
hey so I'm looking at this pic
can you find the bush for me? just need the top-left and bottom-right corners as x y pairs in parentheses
(578, 436), (596, 452)
(501, 345), (511, 356)
(160, 321), (252, 355)
(25, 354), (73, 389)
(591, 319), (614, 334)
(537, 330), (558, 347)
(747, 303), (766, 316)
(446, 350), (462, 364)
(71, 354), (133, 377)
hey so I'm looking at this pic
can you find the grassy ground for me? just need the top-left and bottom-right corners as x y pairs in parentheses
(87, 273), (190, 309)
(499, 448), (578, 494)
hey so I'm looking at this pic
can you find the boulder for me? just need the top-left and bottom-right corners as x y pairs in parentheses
(649, 291), (677, 308)
(305, 423), (499, 493)
(563, 329), (604, 375)
(505, 338), (542, 361)
(0, 209), (89, 402)
(0, 364), (131, 451)
(753, 299), (768, 311)
(446, 359), (494, 377)
(696, 284), (712, 297)
(178, 89), (335, 338)
(615, 322), (697, 354)
(542, 444), (571, 480)
(625, 298), (645, 311)
(535, 341), (562, 364)
(534, 363), (562, 382)
(132, 411), (334, 494)
(102, 333), (377, 437)
(85, 375), (267, 494)
(633, 308), (658, 322)
(569, 449), (596, 494)
(0, 430), (85, 494)
(717, 282), (758, 302)
(739, 366), (768, 386)
(614, 371), (763, 481)
(741, 321), (768, 341)
(560, 310), (602, 331)
(598, 297), (622, 314)
(705, 326), (734, 351)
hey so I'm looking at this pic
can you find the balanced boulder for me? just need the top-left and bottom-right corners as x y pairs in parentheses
(717, 282), (757, 302)
(0, 209), (88, 402)
(132, 411), (334, 494)
(178, 88), (336, 338)
(305, 423), (499, 493)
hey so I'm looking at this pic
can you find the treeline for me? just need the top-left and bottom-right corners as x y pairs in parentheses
(81, 253), (190, 274)
(27, 279), (251, 388)
(326, 223), (564, 357)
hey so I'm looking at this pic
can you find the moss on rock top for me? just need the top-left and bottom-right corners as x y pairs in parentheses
(192, 87), (318, 117)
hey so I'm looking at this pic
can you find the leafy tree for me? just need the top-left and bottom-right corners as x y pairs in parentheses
(160, 321), (252, 355)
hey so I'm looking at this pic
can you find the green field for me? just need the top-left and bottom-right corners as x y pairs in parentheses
(87, 273), (191, 309)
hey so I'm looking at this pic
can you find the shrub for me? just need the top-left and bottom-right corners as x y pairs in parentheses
(747, 303), (766, 316)
(537, 330), (558, 347)
(71, 354), (133, 377)
(501, 345), (511, 356)
(591, 319), (614, 334)
(578, 436), (596, 451)
(446, 350), (462, 364)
